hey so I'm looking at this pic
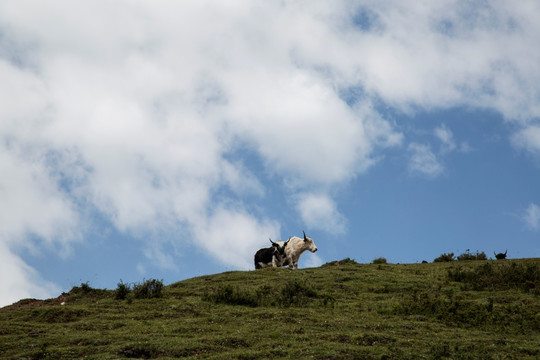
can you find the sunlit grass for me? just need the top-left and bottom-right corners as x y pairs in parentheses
(1, 258), (539, 359)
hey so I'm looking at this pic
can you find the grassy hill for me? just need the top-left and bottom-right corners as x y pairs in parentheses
(1, 258), (539, 359)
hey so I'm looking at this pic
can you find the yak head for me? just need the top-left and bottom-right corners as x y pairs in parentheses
(494, 250), (507, 260)
(303, 231), (318, 253)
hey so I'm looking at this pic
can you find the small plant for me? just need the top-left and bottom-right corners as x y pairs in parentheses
(203, 285), (258, 307)
(120, 342), (159, 359)
(372, 257), (387, 264)
(80, 282), (92, 294)
(434, 252), (455, 262)
(322, 258), (359, 267)
(32, 343), (54, 360)
(457, 250), (487, 261)
(115, 280), (131, 300)
(66, 282), (108, 302)
(132, 279), (164, 299)
(277, 280), (318, 307)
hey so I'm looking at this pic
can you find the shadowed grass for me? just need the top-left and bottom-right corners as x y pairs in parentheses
(448, 261), (540, 292)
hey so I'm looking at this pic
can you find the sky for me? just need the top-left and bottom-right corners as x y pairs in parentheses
(1, 1), (540, 307)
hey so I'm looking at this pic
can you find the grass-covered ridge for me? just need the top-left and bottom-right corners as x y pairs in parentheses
(1, 258), (539, 359)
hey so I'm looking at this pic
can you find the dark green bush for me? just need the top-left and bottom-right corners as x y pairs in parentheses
(31, 344), (54, 360)
(80, 282), (92, 294)
(115, 280), (131, 300)
(120, 342), (160, 359)
(67, 282), (108, 301)
(434, 252), (455, 262)
(278, 280), (318, 307)
(372, 257), (387, 264)
(322, 258), (359, 267)
(133, 279), (164, 299)
(457, 250), (487, 261)
(203, 285), (259, 307)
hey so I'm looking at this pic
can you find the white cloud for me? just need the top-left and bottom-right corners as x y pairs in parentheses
(434, 124), (456, 153)
(523, 203), (540, 230)
(301, 253), (324, 269)
(408, 143), (444, 178)
(512, 126), (540, 154)
(0, 144), (80, 253)
(458, 142), (473, 153)
(0, 142), (79, 306)
(344, 1), (540, 121)
(192, 206), (280, 270)
(0, 242), (59, 306)
(296, 193), (346, 234)
(1, 1), (540, 305)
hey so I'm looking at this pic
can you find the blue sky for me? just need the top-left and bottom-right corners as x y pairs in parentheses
(1, 1), (540, 306)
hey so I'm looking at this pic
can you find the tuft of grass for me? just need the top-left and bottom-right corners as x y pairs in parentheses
(322, 258), (358, 267)
(115, 280), (131, 300)
(278, 279), (319, 307)
(203, 285), (259, 307)
(66, 282), (108, 302)
(372, 257), (387, 264)
(120, 342), (160, 359)
(132, 279), (164, 299)
(457, 250), (488, 261)
(434, 252), (455, 262)
(80, 282), (92, 294)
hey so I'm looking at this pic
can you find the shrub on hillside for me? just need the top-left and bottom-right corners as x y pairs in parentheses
(322, 258), (359, 267)
(434, 253), (455, 262)
(457, 250), (487, 261)
(278, 280), (319, 307)
(67, 282), (108, 301)
(80, 282), (93, 294)
(203, 285), (259, 307)
(115, 280), (131, 300)
(120, 342), (159, 359)
(372, 257), (387, 264)
(133, 279), (164, 299)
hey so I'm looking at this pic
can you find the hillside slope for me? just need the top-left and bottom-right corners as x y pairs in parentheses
(1, 258), (539, 359)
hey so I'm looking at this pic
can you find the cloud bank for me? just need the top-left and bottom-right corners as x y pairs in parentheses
(523, 203), (540, 230)
(295, 193), (347, 234)
(1, 1), (540, 305)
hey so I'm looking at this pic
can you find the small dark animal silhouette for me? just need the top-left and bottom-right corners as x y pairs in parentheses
(494, 250), (507, 260)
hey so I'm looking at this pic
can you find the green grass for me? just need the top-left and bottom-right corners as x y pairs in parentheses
(1, 258), (539, 359)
